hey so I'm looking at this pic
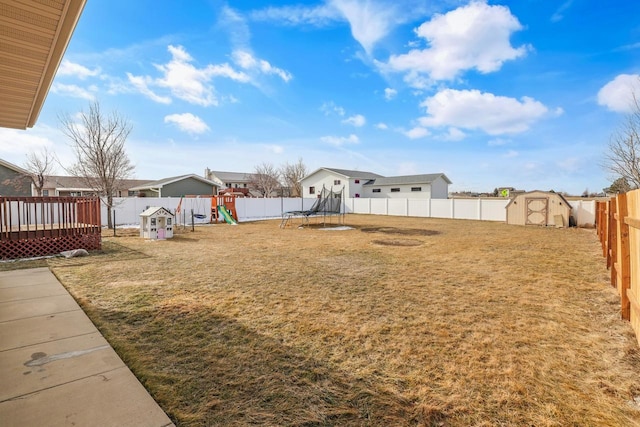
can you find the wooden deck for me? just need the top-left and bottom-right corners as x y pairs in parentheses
(0, 197), (101, 260)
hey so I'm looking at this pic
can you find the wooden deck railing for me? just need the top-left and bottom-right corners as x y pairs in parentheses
(596, 190), (640, 345)
(0, 197), (101, 259)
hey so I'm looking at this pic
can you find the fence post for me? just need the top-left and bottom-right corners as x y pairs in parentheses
(608, 197), (617, 278)
(618, 193), (631, 320)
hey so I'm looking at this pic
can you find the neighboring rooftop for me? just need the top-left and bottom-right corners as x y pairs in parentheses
(363, 173), (452, 186)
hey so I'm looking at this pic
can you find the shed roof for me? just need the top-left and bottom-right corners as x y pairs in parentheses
(504, 190), (572, 209)
(363, 173), (452, 186)
(0, 0), (86, 129)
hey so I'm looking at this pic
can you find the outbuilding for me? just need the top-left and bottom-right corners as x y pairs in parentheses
(506, 190), (572, 227)
(140, 207), (174, 239)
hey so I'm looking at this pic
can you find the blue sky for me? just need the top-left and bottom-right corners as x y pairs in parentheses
(1, 0), (639, 194)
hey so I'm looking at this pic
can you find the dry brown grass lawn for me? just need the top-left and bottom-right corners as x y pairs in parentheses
(25, 215), (640, 425)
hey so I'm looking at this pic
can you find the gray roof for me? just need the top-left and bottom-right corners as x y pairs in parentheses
(312, 167), (384, 180)
(210, 171), (251, 182)
(44, 175), (150, 190)
(130, 174), (219, 191)
(363, 173), (452, 186)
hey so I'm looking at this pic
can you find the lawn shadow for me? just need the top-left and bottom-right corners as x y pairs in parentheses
(89, 302), (423, 427)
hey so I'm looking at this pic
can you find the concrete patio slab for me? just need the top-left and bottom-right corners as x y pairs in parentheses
(0, 310), (96, 352)
(0, 267), (174, 427)
(0, 367), (173, 427)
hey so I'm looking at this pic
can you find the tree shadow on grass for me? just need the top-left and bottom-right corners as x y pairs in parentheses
(90, 303), (427, 427)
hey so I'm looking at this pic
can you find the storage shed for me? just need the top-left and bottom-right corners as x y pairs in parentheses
(140, 207), (174, 239)
(506, 190), (572, 227)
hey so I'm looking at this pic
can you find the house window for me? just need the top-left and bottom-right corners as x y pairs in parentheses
(372, 189), (381, 193)
(334, 179), (341, 185)
(42, 190), (49, 196)
(309, 186), (315, 195)
(391, 188), (400, 192)
(354, 179), (360, 184)
(128, 191), (136, 196)
(411, 187), (422, 192)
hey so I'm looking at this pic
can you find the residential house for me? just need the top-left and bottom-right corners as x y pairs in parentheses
(300, 168), (384, 198)
(204, 169), (254, 196)
(301, 168), (451, 199)
(40, 176), (150, 197)
(130, 174), (220, 198)
(362, 174), (451, 199)
(0, 159), (32, 196)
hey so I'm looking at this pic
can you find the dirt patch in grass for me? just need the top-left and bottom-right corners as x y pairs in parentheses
(360, 226), (440, 236)
(31, 215), (640, 426)
(371, 238), (423, 247)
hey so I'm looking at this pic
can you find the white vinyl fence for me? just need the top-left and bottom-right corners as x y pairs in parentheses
(103, 197), (596, 227)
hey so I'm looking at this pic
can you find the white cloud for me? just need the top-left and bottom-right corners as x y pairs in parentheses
(503, 150), (519, 158)
(443, 127), (466, 141)
(232, 50), (293, 82)
(385, 1), (529, 83)
(597, 74), (640, 113)
(57, 60), (101, 79)
(127, 45), (252, 107)
(320, 101), (345, 116)
(320, 134), (359, 146)
(251, 1), (435, 54)
(376, 122), (388, 130)
(551, 0), (573, 23)
(250, 4), (339, 26)
(164, 113), (210, 134)
(404, 126), (430, 139)
(384, 88), (397, 100)
(330, 0), (397, 54)
(264, 144), (284, 154)
(418, 89), (549, 135)
(342, 114), (366, 127)
(0, 128), (53, 154)
(127, 73), (171, 104)
(51, 83), (96, 100)
(487, 138), (510, 146)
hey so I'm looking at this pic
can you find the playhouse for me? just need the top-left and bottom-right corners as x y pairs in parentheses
(140, 207), (175, 239)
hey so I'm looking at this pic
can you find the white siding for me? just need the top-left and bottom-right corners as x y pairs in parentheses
(301, 170), (350, 197)
(430, 176), (449, 199)
(363, 184), (432, 199)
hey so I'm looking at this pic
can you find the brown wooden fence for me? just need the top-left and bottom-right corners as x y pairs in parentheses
(596, 189), (640, 345)
(0, 196), (101, 260)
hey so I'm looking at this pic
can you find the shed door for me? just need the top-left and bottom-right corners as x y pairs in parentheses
(526, 197), (548, 225)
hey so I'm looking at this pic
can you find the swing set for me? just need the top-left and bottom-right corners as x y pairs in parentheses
(175, 195), (238, 225)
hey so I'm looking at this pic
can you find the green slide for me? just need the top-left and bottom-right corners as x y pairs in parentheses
(218, 205), (238, 225)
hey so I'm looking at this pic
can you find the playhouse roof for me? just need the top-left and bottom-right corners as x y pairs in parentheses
(140, 206), (174, 217)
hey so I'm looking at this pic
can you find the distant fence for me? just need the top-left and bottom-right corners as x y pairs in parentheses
(104, 196), (596, 226)
(596, 190), (640, 346)
(0, 197), (101, 259)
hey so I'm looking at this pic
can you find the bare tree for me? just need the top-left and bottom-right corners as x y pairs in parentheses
(249, 162), (281, 197)
(604, 93), (640, 189)
(280, 158), (307, 197)
(59, 101), (134, 228)
(24, 148), (56, 196)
